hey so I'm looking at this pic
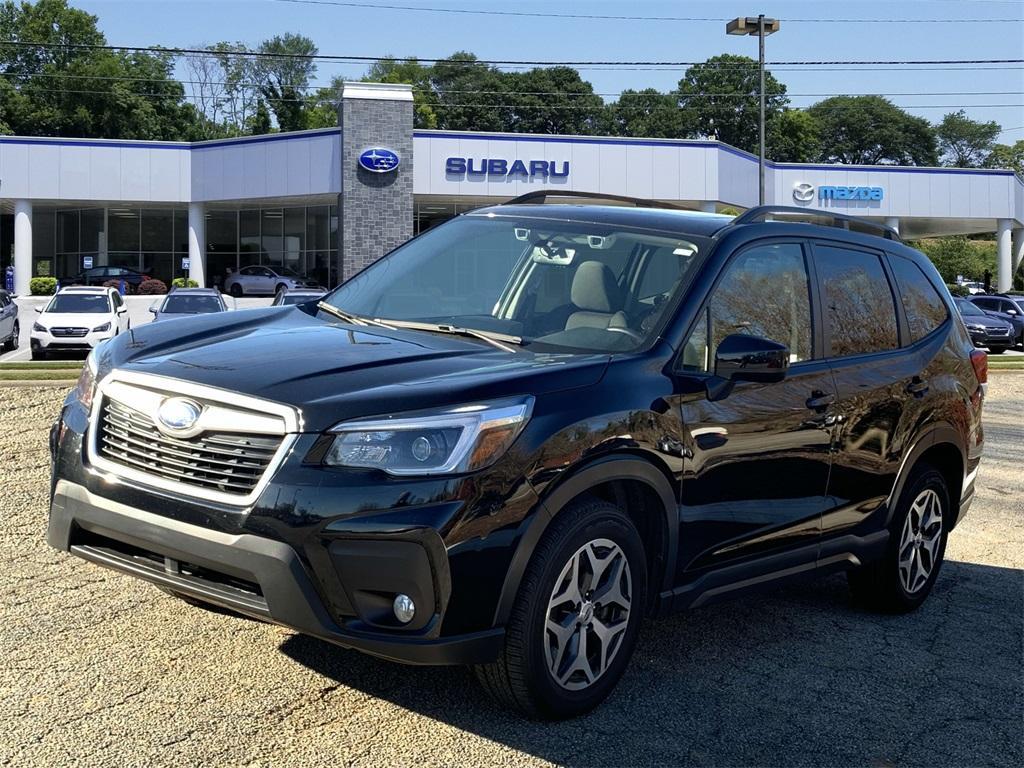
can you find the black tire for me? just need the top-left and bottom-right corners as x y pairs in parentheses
(10, 322), (19, 350)
(848, 464), (949, 613)
(31, 347), (47, 361)
(475, 497), (647, 720)
(229, 283), (243, 298)
(988, 346), (1006, 355)
(275, 283), (288, 295)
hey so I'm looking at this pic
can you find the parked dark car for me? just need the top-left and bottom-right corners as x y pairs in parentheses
(149, 288), (228, 322)
(968, 294), (1024, 347)
(271, 288), (327, 307)
(0, 289), (18, 352)
(68, 265), (149, 289)
(955, 297), (1014, 353)
(47, 197), (985, 719)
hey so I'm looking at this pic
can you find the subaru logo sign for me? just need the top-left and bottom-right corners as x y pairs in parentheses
(358, 147), (400, 173)
(157, 397), (202, 433)
(792, 182), (815, 203)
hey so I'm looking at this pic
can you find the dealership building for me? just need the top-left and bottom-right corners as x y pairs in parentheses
(2, 82), (1022, 297)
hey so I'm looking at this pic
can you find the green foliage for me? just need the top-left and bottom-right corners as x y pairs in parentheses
(256, 33), (317, 132)
(429, 52), (511, 133)
(610, 89), (683, 138)
(137, 278), (168, 295)
(945, 283), (970, 297)
(675, 54), (788, 154)
(912, 237), (997, 284)
(503, 67), (608, 135)
(809, 96), (938, 166)
(171, 277), (199, 288)
(984, 140), (1024, 176)
(936, 110), (1000, 168)
(363, 59), (437, 128)
(768, 110), (822, 163)
(248, 100), (272, 135)
(29, 277), (57, 295)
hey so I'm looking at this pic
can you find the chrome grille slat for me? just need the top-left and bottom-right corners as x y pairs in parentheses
(97, 395), (285, 497)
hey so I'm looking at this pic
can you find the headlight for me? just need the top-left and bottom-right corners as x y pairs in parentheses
(32, 322), (47, 333)
(74, 350), (99, 410)
(93, 322), (111, 332)
(965, 323), (986, 331)
(322, 398), (534, 475)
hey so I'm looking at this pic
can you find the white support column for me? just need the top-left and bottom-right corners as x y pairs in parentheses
(13, 200), (32, 296)
(885, 217), (900, 236)
(1012, 227), (1024, 277)
(996, 218), (1012, 292)
(699, 201), (717, 214)
(187, 202), (206, 288)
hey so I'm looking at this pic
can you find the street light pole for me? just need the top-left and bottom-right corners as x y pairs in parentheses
(726, 15), (780, 206)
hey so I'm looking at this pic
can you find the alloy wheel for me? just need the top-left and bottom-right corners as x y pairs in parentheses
(544, 538), (632, 691)
(898, 488), (943, 594)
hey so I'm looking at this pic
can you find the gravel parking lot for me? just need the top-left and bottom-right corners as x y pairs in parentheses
(1, 378), (1021, 767)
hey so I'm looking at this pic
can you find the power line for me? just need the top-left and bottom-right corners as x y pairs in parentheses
(1, 40), (1021, 68)
(269, 0), (1024, 23)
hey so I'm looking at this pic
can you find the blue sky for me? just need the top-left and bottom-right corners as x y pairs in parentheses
(75, 0), (1024, 140)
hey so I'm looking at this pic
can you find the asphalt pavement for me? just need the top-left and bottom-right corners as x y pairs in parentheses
(0, 377), (1021, 767)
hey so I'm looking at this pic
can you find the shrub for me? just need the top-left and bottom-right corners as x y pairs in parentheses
(101, 279), (134, 295)
(171, 278), (199, 288)
(29, 277), (57, 295)
(946, 283), (970, 297)
(137, 278), (168, 295)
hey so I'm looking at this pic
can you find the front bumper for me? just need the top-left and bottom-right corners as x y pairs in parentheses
(32, 329), (114, 350)
(47, 479), (504, 666)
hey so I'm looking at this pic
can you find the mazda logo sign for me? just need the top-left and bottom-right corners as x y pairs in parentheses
(792, 183), (814, 203)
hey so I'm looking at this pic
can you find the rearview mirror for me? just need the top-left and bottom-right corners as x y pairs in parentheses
(714, 334), (789, 384)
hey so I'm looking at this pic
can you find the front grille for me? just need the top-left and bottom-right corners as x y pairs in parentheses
(51, 327), (89, 337)
(988, 327), (1010, 336)
(98, 398), (283, 497)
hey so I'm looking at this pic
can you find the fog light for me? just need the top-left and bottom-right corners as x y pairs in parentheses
(393, 593), (416, 624)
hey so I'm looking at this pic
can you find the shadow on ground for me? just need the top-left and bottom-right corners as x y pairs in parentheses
(281, 560), (1023, 767)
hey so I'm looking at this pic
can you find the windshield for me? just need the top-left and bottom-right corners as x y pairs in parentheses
(279, 293), (323, 306)
(323, 214), (706, 352)
(274, 266), (301, 277)
(45, 294), (111, 314)
(956, 299), (985, 317)
(160, 294), (224, 314)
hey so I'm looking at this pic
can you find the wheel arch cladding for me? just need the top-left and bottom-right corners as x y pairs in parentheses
(889, 424), (965, 529)
(494, 456), (677, 626)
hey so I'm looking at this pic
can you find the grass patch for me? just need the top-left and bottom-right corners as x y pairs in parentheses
(0, 370), (79, 381)
(0, 361), (84, 371)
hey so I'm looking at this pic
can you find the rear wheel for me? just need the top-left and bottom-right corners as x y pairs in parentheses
(848, 464), (949, 613)
(2, 322), (17, 352)
(229, 283), (243, 298)
(475, 497), (647, 719)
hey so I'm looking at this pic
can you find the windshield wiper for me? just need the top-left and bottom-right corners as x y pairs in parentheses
(378, 319), (524, 353)
(316, 302), (394, 329)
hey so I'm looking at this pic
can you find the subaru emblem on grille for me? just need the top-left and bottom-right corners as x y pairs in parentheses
(156, 398), (202, 433)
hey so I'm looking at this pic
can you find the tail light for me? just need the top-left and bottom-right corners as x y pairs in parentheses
(969, 349), (987, 385)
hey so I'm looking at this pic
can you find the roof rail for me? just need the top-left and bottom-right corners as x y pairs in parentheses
(732, 205), (903, 242)
(504, 189), (688, 211)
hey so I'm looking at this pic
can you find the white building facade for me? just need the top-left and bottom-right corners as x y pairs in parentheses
(2, 84), (1022, 296)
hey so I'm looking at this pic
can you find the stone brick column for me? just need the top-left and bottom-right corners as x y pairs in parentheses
(339, 82), (414, 284)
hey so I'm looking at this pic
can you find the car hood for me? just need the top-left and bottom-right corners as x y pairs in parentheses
(153, 311), (224, 321)
(983, 310), (1023, 326)
(38, 312), (112, 328)
(963, 314), (1011, 329)
(101, 306), (611, 431)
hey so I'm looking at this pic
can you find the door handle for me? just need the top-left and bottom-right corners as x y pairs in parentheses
(806, 391), (835, 412)
(906, 377), (929, 398)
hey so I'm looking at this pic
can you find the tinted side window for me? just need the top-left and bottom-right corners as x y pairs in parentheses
(888, 255), (949, 342)
(680, 242), (813, 372)
(816, 245), (898, 357)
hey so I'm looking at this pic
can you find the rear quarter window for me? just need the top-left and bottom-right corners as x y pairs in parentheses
(888, 255), (949, 342)
(815, 243), (899, 358)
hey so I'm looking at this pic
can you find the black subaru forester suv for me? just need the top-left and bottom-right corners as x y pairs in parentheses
(48, 195), (985, 719)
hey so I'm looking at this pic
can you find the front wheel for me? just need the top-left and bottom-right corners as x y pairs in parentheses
(475, 497), (647, 719)
(988, 346), (1007, 355)
(31, 347), (47, 361)
(848, 464), (949, 613)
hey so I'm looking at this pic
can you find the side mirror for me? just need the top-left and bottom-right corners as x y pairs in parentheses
(35, 307), (43, 313)
(116, 306), (127, 314)
(714, 334), (789, 384)
(149, 307), (158, 314)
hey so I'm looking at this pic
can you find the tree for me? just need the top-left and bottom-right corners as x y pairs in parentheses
(430, 52), (511, 132)
(675, 54), (788, 153)
(808, 96), (938, 166)
(0, 0), (204, 140)
(213, 42), (260, 134)
(912, 236), (996, 283)
(768, 109), (821, 163)
(504, 67), (607, 135)
(248, 99), (272, 135)
(610, 88), (682, 138)
(364, 57), (438, 128)
(936, 110), (1000, 167)
(985, 140), (1024, 176)
(255, 33), (316, 132)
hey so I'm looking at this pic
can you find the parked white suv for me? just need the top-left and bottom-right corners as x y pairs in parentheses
(30, 286), (129, 360)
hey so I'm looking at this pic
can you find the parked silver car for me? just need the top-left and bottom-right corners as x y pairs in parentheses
(223, 266), (321, 297)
